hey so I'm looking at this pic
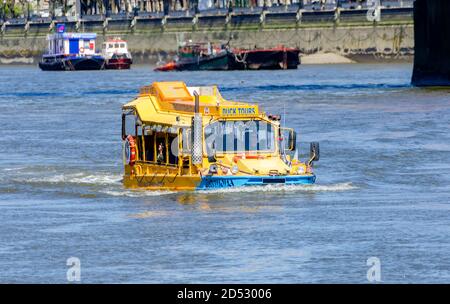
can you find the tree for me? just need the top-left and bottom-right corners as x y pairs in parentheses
(9, 0), (17, 18)
(62, 0), (68, 16)
(48, 0), (56, 18)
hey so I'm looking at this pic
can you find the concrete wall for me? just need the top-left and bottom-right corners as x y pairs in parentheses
(0, 9), (414, 65)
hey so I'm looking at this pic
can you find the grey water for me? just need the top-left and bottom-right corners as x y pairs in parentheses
(0, 64), (449, 283)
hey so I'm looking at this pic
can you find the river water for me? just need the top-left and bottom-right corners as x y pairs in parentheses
(0, 64), (449, 283)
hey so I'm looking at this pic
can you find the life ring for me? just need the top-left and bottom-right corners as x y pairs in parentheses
(79, 46), (85, 53)
(125, 135), (136, 166)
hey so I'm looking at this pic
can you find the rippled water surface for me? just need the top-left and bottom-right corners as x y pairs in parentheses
(1, 64), (449, 283)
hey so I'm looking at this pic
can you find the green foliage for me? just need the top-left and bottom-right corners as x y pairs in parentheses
(2, 0), (24, 19)
(13, 5), (23, 17)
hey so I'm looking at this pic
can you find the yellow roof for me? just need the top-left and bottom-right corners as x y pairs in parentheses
(153, 81), (192, 102)
(123, 81), (263, 124)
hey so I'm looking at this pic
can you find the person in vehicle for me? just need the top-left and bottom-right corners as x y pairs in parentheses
(157, 141), (165, 163)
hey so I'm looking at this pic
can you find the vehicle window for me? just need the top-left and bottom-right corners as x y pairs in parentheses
(144, 133), (155, 162)
(257, 121), (274, 151)
(280, 128), (291, 151)
(205, 120), (275, 154)
(168, 134), (178, 165)
(182, 128), (191, 155)
(122, 112), (136, 139)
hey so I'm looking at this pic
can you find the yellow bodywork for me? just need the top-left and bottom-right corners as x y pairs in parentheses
(122, 81), (313, 190)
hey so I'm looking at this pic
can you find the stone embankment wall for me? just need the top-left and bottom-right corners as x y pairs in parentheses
(0, 8), (414, 65)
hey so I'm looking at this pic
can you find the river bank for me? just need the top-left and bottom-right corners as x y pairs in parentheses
(301, 52), (355, 64)
(0, 8), (414, 65)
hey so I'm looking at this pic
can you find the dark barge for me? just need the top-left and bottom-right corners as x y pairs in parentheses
(155, 43), (301, 72)
(228, 47), (301, 70)
(155, 42), (229, 71)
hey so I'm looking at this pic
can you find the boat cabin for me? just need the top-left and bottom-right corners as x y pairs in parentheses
(102, 38), (131, 58)
(178, 42), (223, 58)
(45, 33), (98, 56)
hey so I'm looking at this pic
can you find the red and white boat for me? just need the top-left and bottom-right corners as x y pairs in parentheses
(102, 38), (133, 69)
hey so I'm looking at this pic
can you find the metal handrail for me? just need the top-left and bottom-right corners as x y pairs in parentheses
(2, 2), (413, 25)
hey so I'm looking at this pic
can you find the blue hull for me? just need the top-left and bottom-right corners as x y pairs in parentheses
(196, 175), (316, 190)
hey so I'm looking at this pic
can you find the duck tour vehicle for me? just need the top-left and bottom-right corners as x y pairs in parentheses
(122, 81), (319, 190)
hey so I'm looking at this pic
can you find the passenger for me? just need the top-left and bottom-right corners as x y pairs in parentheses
(157, 141), (165, 163)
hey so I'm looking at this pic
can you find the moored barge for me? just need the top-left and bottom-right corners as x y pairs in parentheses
(155, 43), (301, 71)
(39, 32), (105, 71)
(155, 42), (229, 71)
(102, 38), (133, 70)
(228, 46), (301, 70)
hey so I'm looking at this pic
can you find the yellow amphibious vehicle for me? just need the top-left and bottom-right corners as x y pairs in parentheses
(122, 81), (319, 190)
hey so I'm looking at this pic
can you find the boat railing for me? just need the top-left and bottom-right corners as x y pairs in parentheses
(135, 159), (179, 168)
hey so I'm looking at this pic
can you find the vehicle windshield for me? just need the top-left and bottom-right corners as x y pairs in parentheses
(204, 120), (275, 154)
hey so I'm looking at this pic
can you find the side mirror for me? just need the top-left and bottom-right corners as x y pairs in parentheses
(310, 142), (320, 162)
(281, 127), (297, 151)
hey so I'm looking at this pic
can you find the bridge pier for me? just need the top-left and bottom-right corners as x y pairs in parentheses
(412, 0), (450, 86)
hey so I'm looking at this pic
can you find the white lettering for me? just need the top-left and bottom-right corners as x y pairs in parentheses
(367, 257), (381, 282)
(66, 257), (81, 282)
